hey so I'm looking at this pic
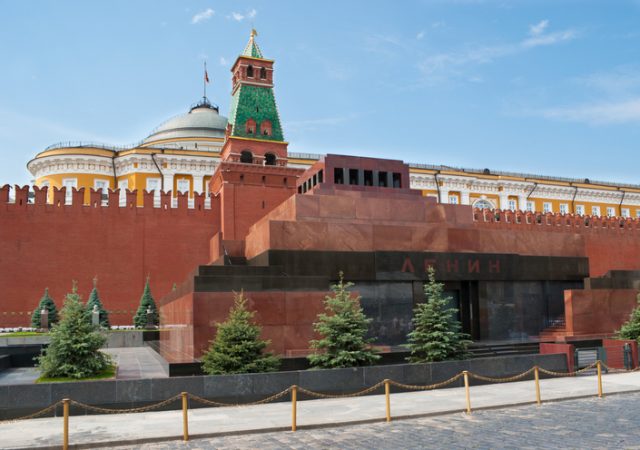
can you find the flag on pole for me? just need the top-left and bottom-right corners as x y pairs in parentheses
(205, 69), (210, 84)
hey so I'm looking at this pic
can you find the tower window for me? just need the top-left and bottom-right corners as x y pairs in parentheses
(378, 171), (388, 187)
(264, 153), (276, 166)
(334, 168), (344, 185)
(240, 150), (253, 164)
(260, 67), (267, 79)
(364, 170), (373, 186)
(392, 173), (402, 188)
(349, 169), (359, 185)
(245, 118), (256, 134)
(260, 120), (272, 136)
(247, 65), (254, 78)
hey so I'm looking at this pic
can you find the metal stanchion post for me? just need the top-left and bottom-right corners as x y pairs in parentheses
(384, 379), (391, 422)
(62, 398), (69, 450)
(534, 366), (541, 406)
(291, 385), (298, 432)
(597, 361), (603, 398)
(181, 392), (189, 441)
(463, 371), (471, 414)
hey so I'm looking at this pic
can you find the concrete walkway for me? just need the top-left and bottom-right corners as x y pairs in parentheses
(2, 371), (640, 449)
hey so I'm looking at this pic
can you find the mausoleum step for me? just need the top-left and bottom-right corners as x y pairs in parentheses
(198, 265), (286, 277)
(468, 343), (540, 358)
(193, 274), (330, 292)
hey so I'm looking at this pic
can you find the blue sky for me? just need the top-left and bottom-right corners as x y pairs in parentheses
(2, 0), (640, 186)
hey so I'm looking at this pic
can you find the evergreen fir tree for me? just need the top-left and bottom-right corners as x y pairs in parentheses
(308, 272), (380, 369)
(37, 281), (111, 379)
(201, 291), (280, 375)
(85, 277), (110, 328)
(406, 267), (471, 363)
(133, 277), (159, 328)
(31, 288), (58, 329)
(617, 293), (640, 341)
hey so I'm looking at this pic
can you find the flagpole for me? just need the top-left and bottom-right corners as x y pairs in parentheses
(203, 61), (207, 100)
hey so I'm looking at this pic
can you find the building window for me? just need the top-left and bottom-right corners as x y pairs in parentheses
(240, 150), (253, 164)
(146, 178), (161, 193)
(334, 168), (344, 185)
(526, 201), (535, 212)
(378, 171), (388, 187)
(508, 199), (517, 211)
(449, 195), (459, 205)
(260, 67), (267, 79)
(543, 202), (552, 213)
(246, 65), (254, 78)
(363, 170), (373, 186)
(392, 173), (402, 188)
(622, 208), (630, 218)
(606, 207), (616, 217)
(592, 206), (601, 216)
(260, 120), (272, 136)
(264, 153), (277, 166)
(63, 178), (77, 204)
(473, 199), (494, 209)
(559, 203), (568, 215)
(349, 169), (359, 185)
(177, 178), (190, 195)
(245, 118), (256, 134)
(94, 179), (109, 202)
(118, 179), (128, 205)
(575, 205), (585, 216)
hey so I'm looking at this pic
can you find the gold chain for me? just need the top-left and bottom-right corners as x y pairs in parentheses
(188, 387), (292, 407)
(69, 394), (182, 414)
(469, 367), (535, 383)
(297, 381), (386, 399)
(538, 362), (598, 377)
(0, 400), (63, 424)
(388, 372), (464, 391)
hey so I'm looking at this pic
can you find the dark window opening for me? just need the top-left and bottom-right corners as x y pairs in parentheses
(378, 171), (388, 187)
(312, 174), (317, 186)
(283, 177), (288, 185)
(247, 65), (254, 78)
(298, 186), (303, 194)
(240, 150), (253, 164)
(364, 170), (373, 186)
(334, 168), (344, 185)
(239, 174), (244, 182)
(262, 175), (266, 184)
(392, 173), (402, 188)
(318, 169), (324, 183)
(349, 169), (359, 185)
(264, 153), (276, 166)
(262, 200), (265, 209)
(260, 67), (267, 79)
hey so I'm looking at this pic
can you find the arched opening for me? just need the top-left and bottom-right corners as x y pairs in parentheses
(260, 119), (272, 136)
(260, 67), (267, 79)
(245, 118), (256, 134)
(240, 150), (253, 164)
(473, 199), (495, 210)
(264, 153), (277, 166)
(247, 65), (254, 78)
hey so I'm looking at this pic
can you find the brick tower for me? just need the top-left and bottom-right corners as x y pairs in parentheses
(220, 29), (288, 165)
(209, 31), (302, 253)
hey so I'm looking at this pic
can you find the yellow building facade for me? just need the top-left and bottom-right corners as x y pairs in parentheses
(28, 97), (640, 217)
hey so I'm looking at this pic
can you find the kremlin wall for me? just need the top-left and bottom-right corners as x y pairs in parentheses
(2, 32), (640, 358)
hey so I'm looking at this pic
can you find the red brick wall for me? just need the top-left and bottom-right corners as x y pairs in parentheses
(0, 187), (218, 327)
(540, 342), (575, 373)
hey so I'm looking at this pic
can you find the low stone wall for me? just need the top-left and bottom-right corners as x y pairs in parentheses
(0, 353), (566, 419)
(0, 331), (144, 349)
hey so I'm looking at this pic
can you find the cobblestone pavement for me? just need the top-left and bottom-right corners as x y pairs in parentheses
(113, 392), (640, 450)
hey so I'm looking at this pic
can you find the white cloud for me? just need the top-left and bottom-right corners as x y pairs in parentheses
(419, 22), (578, 82)
(535, 98), (640, 124)
(191, 8), (215, 24)
(416, 31), (425, 40)
(576, 66), (640, 94)
(219, 56), (228, 66)
(529, 19), (549, 36)
(229, 9), (256, 22)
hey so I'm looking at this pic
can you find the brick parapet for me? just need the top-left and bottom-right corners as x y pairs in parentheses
(473, 208), (640, 233)
(1, 185), (214, 215)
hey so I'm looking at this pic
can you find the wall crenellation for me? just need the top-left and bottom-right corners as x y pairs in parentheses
(473, 207), (640, 232)
(1, 184), (216, 213)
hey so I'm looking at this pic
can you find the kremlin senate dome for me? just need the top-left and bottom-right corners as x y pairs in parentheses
(142, 98), (228, 147)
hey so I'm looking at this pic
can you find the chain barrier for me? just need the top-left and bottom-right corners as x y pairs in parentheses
(188, 387), (292, 407)
(0, 400), (63, 424)
(297, 381), (386, 399)
(69, 394), (182, 414)
(388, 372), (464, 391)
(1, 359), (637, 427)
(469, 367), (535, 383)
(538, 361), (598, 377)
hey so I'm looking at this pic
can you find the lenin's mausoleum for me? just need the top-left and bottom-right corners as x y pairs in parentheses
(3, 33), (640, 362)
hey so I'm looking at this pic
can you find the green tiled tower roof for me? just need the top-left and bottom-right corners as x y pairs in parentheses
(228, 31), (285, 142)
(242, 29), (264, 59)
